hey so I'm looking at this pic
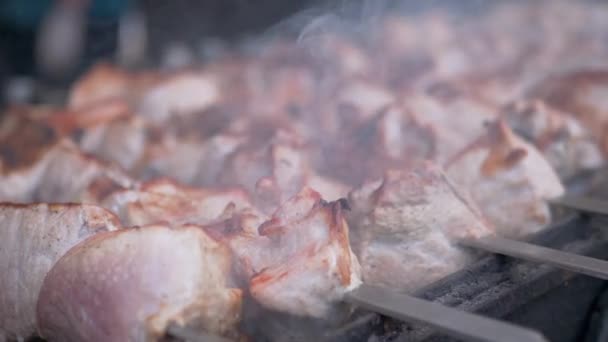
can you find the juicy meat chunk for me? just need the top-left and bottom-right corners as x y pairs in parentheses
(54, 102), (148, 172)
(403, 87), (498, 163)
(502, 100), (604, 179)
(527, 69), (608, 156)
(323, 105), (436, 185)
(68, 63), (134, 109)
(250, 189), (361, 318)
(68, 62), (159, 110)
(37, 224), (242, 341)
(213, 129), (349, 212)
(206, 188), (361, 318)
(446, 120), (565, 238)
(0, 140), (132, 203)
(100, 178), (254, 227)
(136, 73), (221, 123)
(77, 114), (147, 171)
(0, 203), (120, 341)
(0, 108), (133, 203)
(347, 162), (491, 292)
(143, 131), (243, 185)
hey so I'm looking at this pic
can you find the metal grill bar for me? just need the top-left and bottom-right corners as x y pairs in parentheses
(345, 284), (548, 342)
(550, 196), (608, 216)
(460, 236), (608, 280)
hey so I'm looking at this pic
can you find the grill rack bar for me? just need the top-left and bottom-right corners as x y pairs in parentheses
(344, 285), (547, 342)
(460, 235), (608, 280)
(551, 195), (608, 217)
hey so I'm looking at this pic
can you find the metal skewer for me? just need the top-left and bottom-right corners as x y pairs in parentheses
(459, 235), (608, 280)
(345, 284), (548, 342)
(166, 323), (232, 342)
(550, 195), (608, 216)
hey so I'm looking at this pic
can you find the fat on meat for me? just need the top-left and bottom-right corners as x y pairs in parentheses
(446, 120), (565, 238)
(0, 203), (120, 341)
(347, 162), (492, 292)
(37, 224), (242, 341)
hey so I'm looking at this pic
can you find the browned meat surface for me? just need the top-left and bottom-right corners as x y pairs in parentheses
(205, 188), (361, 318)
(446, 121), (565, 238)
(0, 139), (132, 204)
(0, 204), (120, 341)
(68, 63), (160, 110)
(347, 162), (492, 292)
(322, 104), (436, 185)
(403, 85), (498, 163)
(37, 224), (242, 341)
(0, 107), (133, 203)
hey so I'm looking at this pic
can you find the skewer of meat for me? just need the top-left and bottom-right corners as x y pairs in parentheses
(0, 203), (120, 341)
(86, 176), (547, 342)
(36, 224), (242, 341)
(202, 187), (547, 342)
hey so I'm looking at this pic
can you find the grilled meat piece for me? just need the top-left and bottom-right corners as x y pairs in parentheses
(502, 100), (604, 179)
(0, 107), (133, 203)
(77, 114), (147, 172)
(144, 132), (244, 185)
(0, 203), (120, 341)
(37, 224), (242, 342)
(0, 140), (132, 203)
(446, 120), (565, 238)
(68, 62), (159, 110)
(323, 104), (436, 185)
(250, 191), (361, 318)
(404, 84), (499, 163)
(211, 128), (348, 212)
(527, 69), (608, 157)
(206, 188), (361, 318)
(136, 72), (221, 124)
(347, 162), (491, 292)
(100, 178), (253, 227)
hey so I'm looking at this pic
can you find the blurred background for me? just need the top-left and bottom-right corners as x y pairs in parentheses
(0, 0), (326, 105)
(0, 0), (506, 106)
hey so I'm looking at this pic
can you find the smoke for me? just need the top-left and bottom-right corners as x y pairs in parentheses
(259, 0), (391, 44)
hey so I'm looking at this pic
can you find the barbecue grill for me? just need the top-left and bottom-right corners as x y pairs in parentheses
(184, 189), (608, 342)
(3, 1), (608, 342)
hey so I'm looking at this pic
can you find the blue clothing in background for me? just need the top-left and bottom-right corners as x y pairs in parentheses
(0, 0), (131, 30)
